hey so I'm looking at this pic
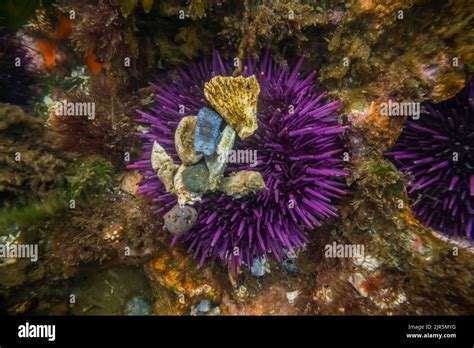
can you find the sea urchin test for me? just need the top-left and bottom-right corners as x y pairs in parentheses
(129, 51), (348, 267)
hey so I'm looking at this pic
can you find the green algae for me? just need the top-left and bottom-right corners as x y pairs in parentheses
(0, 156), (115, 229)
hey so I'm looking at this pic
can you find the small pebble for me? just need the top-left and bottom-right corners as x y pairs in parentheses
(197, 299), (211, 313)
(284, 248), (297, 259)
(182, 162), (210, 193)
(124, 296), (151, 316)
(348, 273), (368, 297)
(282, 259), (299, 273)
(286, 290), (299, 304)
(164, 204), (197, 236)
(250, 257), (266, 277)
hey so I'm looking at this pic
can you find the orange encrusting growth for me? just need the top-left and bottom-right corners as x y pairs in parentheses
(48, 16), (73, 41)
(36, 17), (73, 68)
(37, 40), (58, 67)
(86, 52), (103, 75)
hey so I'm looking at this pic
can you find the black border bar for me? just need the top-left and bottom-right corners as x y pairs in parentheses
(0, 315), (472, 345)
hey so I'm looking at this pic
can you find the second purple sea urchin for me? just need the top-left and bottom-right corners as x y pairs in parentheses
(387, 79), (474, 240)
(129, 51), (348, 268)
(0, 30), (35, 108)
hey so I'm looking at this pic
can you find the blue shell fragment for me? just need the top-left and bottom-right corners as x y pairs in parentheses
(194, 107), (222, 156)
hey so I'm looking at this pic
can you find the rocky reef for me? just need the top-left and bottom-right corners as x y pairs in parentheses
(0, 103), (66, 205)
(0, 0), (473, 317)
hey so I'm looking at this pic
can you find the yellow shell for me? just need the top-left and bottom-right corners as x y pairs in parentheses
(204, 75), (260, 139)
(174, 115), (203, 165)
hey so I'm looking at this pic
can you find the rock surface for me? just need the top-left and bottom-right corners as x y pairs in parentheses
(145, 248), (223, 315)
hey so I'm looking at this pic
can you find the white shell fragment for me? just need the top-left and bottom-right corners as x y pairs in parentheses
(205, 125), (236, 191)
(151, 141), (178, 192)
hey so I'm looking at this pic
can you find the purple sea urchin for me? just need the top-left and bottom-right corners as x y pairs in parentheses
(129, 51), (347, 267)
(0, 31), (35, 107)
(386, 79), (474, 240)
